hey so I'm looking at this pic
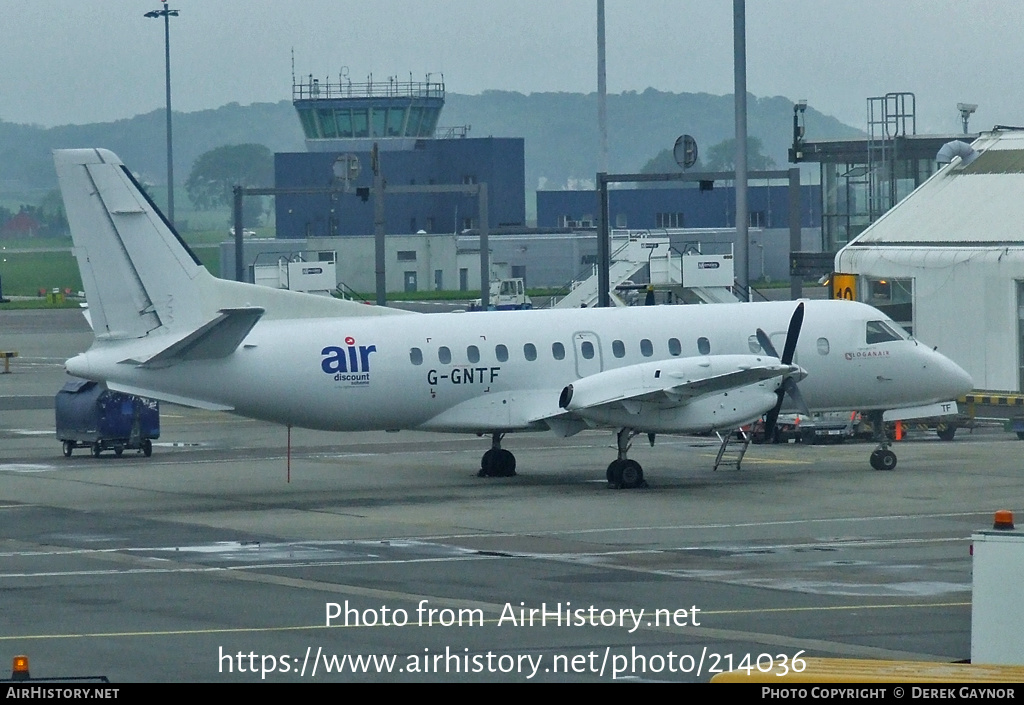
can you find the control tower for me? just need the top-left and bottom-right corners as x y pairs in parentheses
(276, 69), (524, 240)
(292, 71), (446, 152)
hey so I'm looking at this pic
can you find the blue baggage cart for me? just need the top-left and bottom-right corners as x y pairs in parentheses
(55, 379), (159, 458)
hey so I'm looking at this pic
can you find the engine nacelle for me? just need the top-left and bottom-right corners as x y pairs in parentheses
(569, 385), (779, 433)
(558, 354), (792, 433)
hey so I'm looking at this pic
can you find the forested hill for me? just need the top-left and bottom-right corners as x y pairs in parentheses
(444, 89), (862, 190)
(0, 90), (861, 197)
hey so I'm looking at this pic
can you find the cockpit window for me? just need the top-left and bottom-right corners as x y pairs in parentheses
(866, 320), (904, 344)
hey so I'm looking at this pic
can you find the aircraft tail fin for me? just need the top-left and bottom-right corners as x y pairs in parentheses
(55, 148), (208, 339)
(55, 149), (411, 342)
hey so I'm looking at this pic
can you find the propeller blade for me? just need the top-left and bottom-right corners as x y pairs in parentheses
(763, 401), (782, 441)
(781, 302), (805, 365)
(783, 378), (810, 416)
(756, 328), (777, 358)
(761, 303), (806, 439)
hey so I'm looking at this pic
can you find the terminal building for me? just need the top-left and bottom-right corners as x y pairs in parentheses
(254, 70), (825, 292)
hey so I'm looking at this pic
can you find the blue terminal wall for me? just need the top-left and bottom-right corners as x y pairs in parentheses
(536, 184), (820, 230)
(275, 138), (525, 239)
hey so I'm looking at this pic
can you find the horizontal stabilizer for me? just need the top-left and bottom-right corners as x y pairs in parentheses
(138, 308), (264, 369)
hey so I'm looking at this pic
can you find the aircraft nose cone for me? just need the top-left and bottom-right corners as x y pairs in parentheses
(935, 350), (973, 399)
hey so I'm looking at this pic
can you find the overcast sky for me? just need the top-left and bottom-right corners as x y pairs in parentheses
(3, 1), (1018, 134)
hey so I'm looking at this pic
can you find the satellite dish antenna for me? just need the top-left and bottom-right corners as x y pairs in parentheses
(673, 134), (698, 169)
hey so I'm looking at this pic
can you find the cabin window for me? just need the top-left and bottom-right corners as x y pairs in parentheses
(748, 335), (762, 354)
(866, 320), (903, 344)
(496, 344), (509, 362)
(640, 339), (653, 357)
(524, 343), (537, 361)
(581, 341), (595, 359)
(552, 342), (566, 360)
(817, 337), (830, 355)
(668, 338), (682, 356)
(467, 345), (480, 364)
(697, 337), (711, 355)
(438, 346), (452, 364)
(410, 347), (423, 365)
(612, 340), (625, 358)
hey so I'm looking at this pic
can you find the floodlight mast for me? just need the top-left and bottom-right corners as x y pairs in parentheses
(144, 2), (179, 226)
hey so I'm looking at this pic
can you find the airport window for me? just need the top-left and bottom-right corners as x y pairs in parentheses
(438, 346), (452, 364)
(866, 321), (903, 345)
(749, 210), (766, 228)
(615, 213), (628, 228)
(867, 277), (914, 333)
(335, 109), (353, 137)
(397, 250), (417, 262)
(318, 109), (338, 138)
(697, 337), (711, 355)
(410, 347), (423, 365)
(612, 340), (625, 358)
(552, 342), (566, 360)
(668, 338), (682, 356)
(387, 107), (406, 137)
(467, 345), (480, 364)
(524, 343), (537, 361)
(351, 109), (369, 138)
(581, 341), (595, 360)
(817, 337), (830, 355)
(371, 107), (387, 138)
(297, 108), (318, 139)
(581, 254), (598, 266)
(496, 344), (509, 362)
(640, 339), (654, 357)
(407, 106), (424, 135)
(656, 212), (684, 228)
(748, 335), (762, 354)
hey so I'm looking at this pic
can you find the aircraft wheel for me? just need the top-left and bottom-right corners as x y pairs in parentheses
(91, 442), (102, 458)
(619, 460), (645, 489)
(62, 441), (73, 458)
(871, 449), (897, 471)
(606, 459), (624, 487)
(496, 449), (516, 477)
(479, 449), (497, 477)
(143, 439), (153, 458)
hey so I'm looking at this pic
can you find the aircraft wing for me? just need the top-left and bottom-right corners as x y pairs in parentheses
(530, 355), (803, 434)
(556, 355), (799, 413)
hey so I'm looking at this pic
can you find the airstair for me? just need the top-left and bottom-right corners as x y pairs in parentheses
(551, 231), (740, 308)
(713, 428), (753, 471)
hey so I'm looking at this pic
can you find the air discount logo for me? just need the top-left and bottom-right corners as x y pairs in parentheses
(321, 336), (377, 386)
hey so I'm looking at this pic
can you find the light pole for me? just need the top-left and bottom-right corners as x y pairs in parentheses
(145, 2), (179, 226)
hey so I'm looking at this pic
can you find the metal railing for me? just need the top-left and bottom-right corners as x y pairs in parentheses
(293, 76), (444, 101)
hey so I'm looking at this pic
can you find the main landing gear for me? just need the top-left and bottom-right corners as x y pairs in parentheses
(867, 410), (897, 471)
(607, 428), (647, 490)
(478, 432), (516, 477)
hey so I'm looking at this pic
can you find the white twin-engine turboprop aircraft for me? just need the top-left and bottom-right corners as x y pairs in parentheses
(55, 149), (973, 488)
